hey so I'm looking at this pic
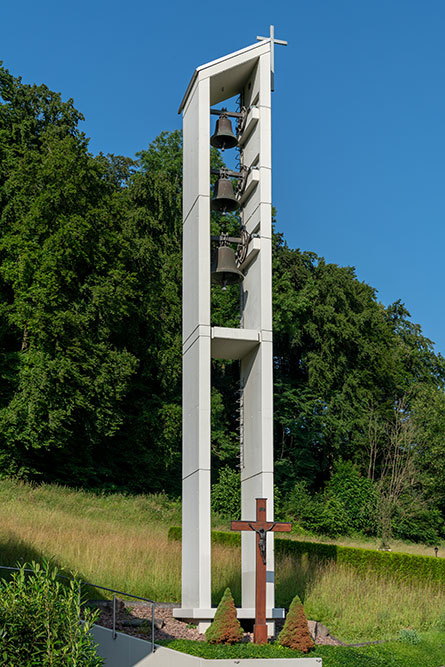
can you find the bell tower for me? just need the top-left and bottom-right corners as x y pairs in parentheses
(173, 29), (286, 634)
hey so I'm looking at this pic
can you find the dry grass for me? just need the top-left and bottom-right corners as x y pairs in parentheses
(275, 555), (445, 641)
(0, 480), (182, 600)
(1, 480), (444, 642)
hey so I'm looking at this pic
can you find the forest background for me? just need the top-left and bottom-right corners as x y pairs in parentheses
(1, 65), (444, 548)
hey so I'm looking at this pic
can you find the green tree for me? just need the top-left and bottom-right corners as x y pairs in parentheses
(272, 233), (445, 501)
(412, 384), (445, 517)
(0, 64), (140, 485)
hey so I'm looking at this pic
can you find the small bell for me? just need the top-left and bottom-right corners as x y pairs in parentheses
(211, 172), (240, 213)
(210, 112), (237, 151)
(211, 244), (244, 289)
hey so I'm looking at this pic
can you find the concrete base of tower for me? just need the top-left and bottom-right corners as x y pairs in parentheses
(172, 607), (285, 635)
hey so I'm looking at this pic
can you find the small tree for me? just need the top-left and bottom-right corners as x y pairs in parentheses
(278, 594), (314, 653)
(368, 398), (418, 548)
(205, 587), (243, 644)
(0, 562), (103, 666)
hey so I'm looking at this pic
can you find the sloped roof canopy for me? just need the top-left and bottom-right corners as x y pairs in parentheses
(178, 39), (271, 113)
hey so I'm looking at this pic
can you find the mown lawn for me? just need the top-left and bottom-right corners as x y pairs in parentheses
(161, 631), (445, 666)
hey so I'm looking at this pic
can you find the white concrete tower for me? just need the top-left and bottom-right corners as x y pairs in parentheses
(174, 32), (286, 633)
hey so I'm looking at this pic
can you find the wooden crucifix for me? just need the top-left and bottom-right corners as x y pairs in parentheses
(231, 498), (291, 644)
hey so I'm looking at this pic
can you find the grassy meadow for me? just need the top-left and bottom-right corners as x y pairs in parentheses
(1, 480), (444, 643)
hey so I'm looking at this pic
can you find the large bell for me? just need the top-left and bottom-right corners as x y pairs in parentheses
(211, 245), (244, 288)
(210, 112), (238, 151)
(211, 174), (240, 213)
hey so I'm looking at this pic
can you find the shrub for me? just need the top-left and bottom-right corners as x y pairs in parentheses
(325, 460), (378, 534)
(398, 628), (421, 644)
(0, 562), (102, 666)
(211, 467), (241, 520)
(282, 480), (313, 523)
(169, 526), (445, 583)
(392, 502), (443, 545)
(283, 484), (351, 537)
(278, 594), (314, 653)
(205, 587), (243, 644)
(315, 496), (351, 537)
(283, 463), (379, 537)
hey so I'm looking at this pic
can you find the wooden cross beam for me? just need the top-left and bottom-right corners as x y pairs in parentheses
(231, 498), (291, 644)
(256, 25), (288, 92)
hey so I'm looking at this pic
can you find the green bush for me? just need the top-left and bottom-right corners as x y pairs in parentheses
(0, 562), (103, 666)
(282, 480), (314, 523)
(211, 466), (241, 520)
(283, 463), (378, 537)
(277, 537), (445, 584)
(325, 460), (378, 535)
(392, 502), (443, 545)
(211, 469), (283, 522)
(398, 628), (421, 644)
(315, 496), (351, 537)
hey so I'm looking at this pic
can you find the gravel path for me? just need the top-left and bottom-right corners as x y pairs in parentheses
(91, 600), (341, 646)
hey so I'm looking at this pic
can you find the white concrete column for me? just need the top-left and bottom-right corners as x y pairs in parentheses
(181, 77), (212, 614)
(240, 50), (275, 615)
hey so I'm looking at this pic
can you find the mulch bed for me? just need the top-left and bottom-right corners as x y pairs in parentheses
(90, 600), (341, 646)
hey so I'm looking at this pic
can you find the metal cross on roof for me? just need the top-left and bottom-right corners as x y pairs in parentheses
(256, 25), (288, 92)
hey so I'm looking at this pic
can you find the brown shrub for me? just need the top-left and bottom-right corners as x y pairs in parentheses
(278, 594), (314, 653)
(205, 587), (243, 644)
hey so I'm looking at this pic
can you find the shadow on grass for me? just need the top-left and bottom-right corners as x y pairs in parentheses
(0, 532), (107, 600)
(211, 569), (241, 608)
(275, 550), (336, 608)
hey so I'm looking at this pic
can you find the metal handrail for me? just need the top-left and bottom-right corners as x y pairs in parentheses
(0, 565), (157, 650)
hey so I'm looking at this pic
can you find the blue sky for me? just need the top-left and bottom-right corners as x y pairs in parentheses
(3, 0), (445, 355)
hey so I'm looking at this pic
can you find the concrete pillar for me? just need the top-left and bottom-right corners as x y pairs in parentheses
(181, 78), (212, 617)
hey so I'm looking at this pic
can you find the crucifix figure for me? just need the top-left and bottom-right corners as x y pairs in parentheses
(231, 498), (291, 644)
(256, 25), (288, 91)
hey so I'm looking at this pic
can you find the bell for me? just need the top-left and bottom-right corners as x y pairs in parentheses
(210, 113), (238, 151)
(211, 174), (239, 213)
(211, 245), (244, 288)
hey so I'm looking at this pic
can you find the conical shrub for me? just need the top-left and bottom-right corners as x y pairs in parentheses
(205, 587), (244, 644)
(278, 594), (314, 653)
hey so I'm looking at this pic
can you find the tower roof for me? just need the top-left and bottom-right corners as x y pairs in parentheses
(178, 39), (270, 113)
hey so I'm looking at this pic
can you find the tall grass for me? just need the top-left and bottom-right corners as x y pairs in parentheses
(0, 480), (181, 600)
(1, 480), (444, 641)
(275, 555), (445, 641)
